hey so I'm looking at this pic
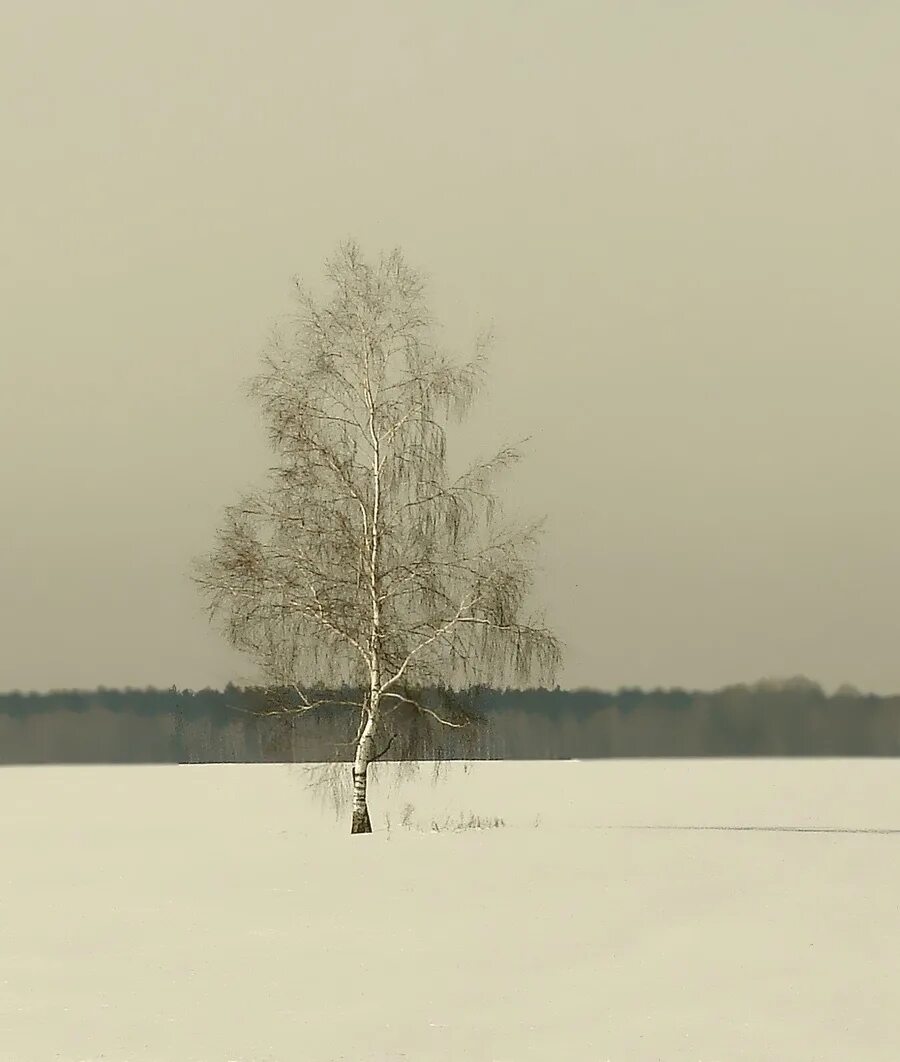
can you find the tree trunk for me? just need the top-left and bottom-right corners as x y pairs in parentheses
(351, 765), (372, 833)
(351, 712), (377, 834)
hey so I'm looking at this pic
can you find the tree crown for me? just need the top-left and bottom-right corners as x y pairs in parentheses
(193, 241), (561, 723)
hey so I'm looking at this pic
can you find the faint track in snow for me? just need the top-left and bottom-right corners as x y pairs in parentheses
(600, 824), (900, 834)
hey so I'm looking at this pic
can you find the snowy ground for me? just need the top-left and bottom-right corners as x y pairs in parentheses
(1, 759), (898, 1061)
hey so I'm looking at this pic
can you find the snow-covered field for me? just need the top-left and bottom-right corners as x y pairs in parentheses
(1, 759), (898, 1061)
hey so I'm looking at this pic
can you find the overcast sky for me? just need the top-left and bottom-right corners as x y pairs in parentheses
(2, 2), (899, 694)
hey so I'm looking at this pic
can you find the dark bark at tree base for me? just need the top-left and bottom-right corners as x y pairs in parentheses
(351, 763), (372, 833)
(351, 805), (372, 833)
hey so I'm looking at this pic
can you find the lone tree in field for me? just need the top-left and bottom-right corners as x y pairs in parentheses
(193, 242), (561, 833)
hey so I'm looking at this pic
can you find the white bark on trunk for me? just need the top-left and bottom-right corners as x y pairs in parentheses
(352, 328), (383, 836)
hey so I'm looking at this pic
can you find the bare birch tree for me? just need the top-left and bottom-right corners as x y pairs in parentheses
(193, 241), (561, 833)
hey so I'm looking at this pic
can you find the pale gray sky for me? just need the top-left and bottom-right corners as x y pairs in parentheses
(2, 1), (899, 694)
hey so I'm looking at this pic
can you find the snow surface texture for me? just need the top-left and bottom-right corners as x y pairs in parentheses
(1, 759), (898, 1061)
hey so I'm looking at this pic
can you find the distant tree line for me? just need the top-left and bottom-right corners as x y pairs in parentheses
(0, 676), (897, 764)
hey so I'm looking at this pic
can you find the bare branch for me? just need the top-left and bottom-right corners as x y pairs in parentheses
(380, 691), (469, 728)
(371, 734), (397, 761)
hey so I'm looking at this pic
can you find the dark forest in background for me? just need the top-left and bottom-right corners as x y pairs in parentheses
(0, 678), (898, 764)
